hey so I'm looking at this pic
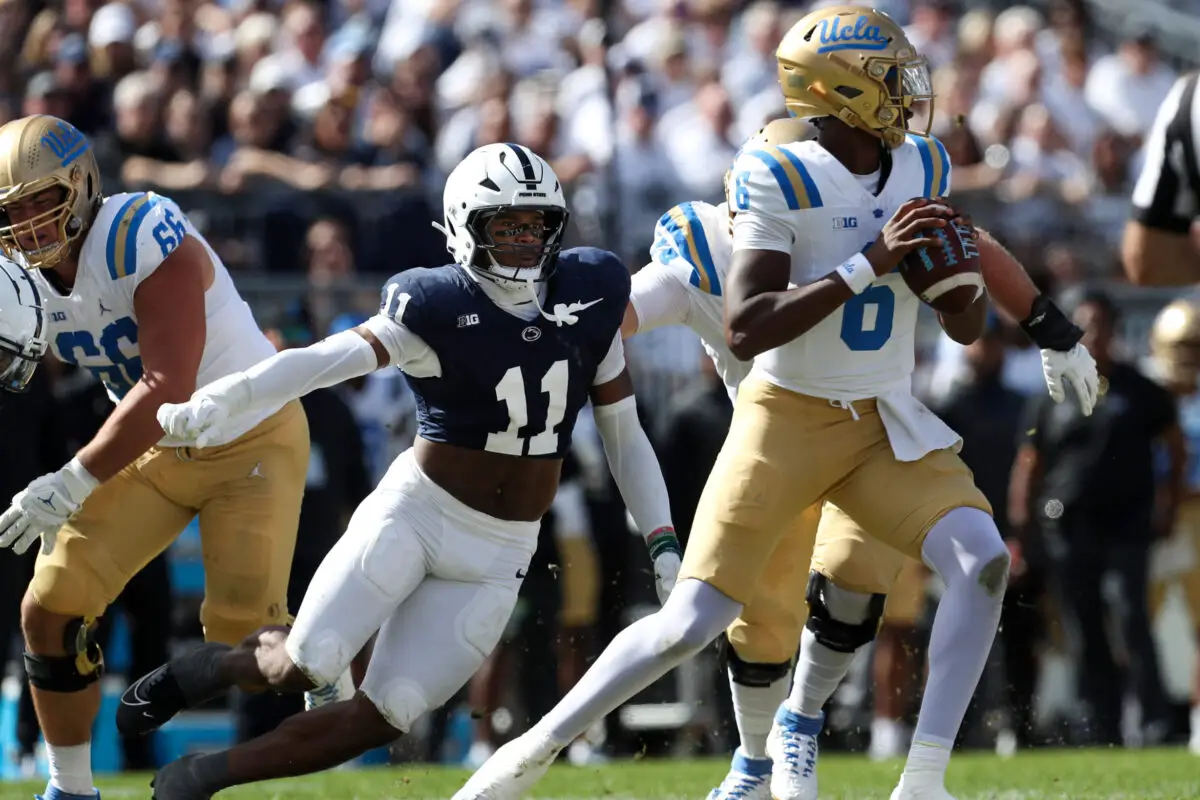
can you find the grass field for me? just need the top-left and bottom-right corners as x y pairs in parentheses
(7, 749), (1199, 799)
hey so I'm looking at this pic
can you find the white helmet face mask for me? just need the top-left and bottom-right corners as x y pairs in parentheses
(0, 255), (46, 393)
(434, 144), (574, 321)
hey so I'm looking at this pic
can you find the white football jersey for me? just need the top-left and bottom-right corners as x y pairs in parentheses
(730, 134), (952, 401)
(630, 200), (748, 400)
(31, 191), (278, 445)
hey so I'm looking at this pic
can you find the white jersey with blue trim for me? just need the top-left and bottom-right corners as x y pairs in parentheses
(631, 199), (748, 400)
(30, 191), (277, 445)
(729, 133), (952, 401)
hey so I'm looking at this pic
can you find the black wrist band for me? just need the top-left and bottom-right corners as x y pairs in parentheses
(1020, 294), (1083, 352)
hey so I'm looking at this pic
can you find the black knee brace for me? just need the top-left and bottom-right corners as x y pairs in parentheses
(804, 571), (885, 654)
(24, 616), (104, 692)
(716, 634), (792, 687)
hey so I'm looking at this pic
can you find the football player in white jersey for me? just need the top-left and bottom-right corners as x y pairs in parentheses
(455, 8), (1098, 800)
(627, 116), (1099, 800)
(0, 115), (310, 800)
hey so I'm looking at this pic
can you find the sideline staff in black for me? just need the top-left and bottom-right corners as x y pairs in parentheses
(1010, 290), (1183, 745)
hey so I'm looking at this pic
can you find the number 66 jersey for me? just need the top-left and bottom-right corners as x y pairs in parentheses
(730, 133), (952, 401)
(29, 190), (277, 442)
(373, 247), (630, 458)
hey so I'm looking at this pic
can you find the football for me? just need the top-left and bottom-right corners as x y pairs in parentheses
(899, 219), (984, 315)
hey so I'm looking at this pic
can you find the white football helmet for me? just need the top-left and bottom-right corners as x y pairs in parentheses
(0, 254), (46, 393)
(434, 143), (570, 289)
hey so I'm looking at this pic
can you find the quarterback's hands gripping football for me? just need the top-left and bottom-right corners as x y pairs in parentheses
(1041, 343), (1099, 416)
(647, 526), (682, 605)
(0, 459), (99, 556)
(866, 197), (956, 275)
(157, 372), (252, 447)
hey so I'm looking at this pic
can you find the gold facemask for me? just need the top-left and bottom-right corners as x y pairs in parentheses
(0, 115), (102, 269)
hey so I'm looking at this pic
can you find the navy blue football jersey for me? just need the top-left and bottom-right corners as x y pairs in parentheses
(379, 247), (631, 459)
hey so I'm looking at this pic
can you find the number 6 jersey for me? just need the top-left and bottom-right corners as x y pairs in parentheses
(372, 247), (630, 458)
(30, 191), (278, 443)
(729, 134), (952, 401)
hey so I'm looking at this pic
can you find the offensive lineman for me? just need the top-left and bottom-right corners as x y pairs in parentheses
(0, 115), (310, 800)
(457, 8), (1098, 800)
(629, 118), (1097, 799)
(117, 143), (682, 800)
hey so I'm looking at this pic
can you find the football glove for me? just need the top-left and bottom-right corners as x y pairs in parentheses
(157, 372), (252, 447)
(0, 458), (98, 556)
(1041, 343), (1099, 416)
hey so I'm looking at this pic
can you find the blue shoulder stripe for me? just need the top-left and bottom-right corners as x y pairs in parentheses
(105, 193), (157, 280)
(661, 202), (722, 295)
(907, 134), (950, 199)
(744, 147), (823, 210)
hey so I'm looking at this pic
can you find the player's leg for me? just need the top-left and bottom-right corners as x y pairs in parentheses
(154, 574), (528, 797)
(833, 447), (1006, 799)
(23, 458), (193, 799)
(454, 378), (845, 800)
(117, 456), (427, 736)
(769, 505), (899, 800)
(707, 505), (820, 800)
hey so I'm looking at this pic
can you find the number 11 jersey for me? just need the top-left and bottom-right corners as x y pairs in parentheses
(377, 247), (630, 459)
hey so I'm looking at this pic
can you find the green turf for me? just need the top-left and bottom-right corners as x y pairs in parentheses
(8, 749), (1198, 799)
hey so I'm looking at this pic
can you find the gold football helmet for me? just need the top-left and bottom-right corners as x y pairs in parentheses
(1151, 297), (1200, 391)
(724, 117), (817, 217)
(0, 115), (102, 269)
(775, 5), (933, 148)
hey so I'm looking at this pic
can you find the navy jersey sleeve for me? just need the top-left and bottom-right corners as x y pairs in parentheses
(563, 247), (632, 341)
(379, 269), (430, 334)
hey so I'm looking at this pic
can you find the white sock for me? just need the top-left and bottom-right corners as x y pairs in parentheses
(1190, 705), (1200, 742)
(535, 579), (742, 746)
(47, 742), (94, 796)
(907, 508), (1007, 773)
(901, 737), (952, 780)
(730, 670), (790, 759)
(785, 630), (857, 718)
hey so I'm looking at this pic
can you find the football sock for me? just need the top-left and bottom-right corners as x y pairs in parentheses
(905, 507), (1006, 775)
(536, 579), (741, 746)
(47, 742), (93, 796)
(730, 671), (789, 758)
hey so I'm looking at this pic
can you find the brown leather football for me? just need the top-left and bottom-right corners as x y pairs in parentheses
(899, 220), (984, 314)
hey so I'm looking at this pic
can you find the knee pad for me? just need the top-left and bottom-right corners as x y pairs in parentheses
(804, 571), (885, 654)
(717, 634), (791, 687)
(24, 617), (104, 692)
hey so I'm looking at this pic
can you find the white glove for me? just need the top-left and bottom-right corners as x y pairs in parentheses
(0, 458), (99, 556)
(653, 551), (681, 606)
(1041, 343), (1099, 416)
(157, 373), (252, 447)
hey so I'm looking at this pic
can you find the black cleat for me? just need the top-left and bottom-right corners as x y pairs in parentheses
(151, 755), (215, 800)
(117, 643), (231, 736)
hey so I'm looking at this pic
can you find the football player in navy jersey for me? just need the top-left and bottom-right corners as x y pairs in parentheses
(115, 143), (681, 799)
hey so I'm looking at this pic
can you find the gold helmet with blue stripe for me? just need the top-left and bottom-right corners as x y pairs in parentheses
(0, 115), (102, 269)
(775, 5), (933, 148)
(1151, 296), (1200, 391)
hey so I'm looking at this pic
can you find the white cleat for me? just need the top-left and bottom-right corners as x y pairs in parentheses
(889, 774), (959, 800)
(705, 750), (772, 800)
(452, 730), (563, 800)
(464, 740), (496, 770)
(304, 668), (355, 710)
(765, 708), (823, 800)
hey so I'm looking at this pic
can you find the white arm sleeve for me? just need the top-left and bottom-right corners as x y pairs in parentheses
(239, 329), (379, 414)
(629, 263), (693, 333)
(592, 395), (673, 538)
(593, 333), (626, 386)
(362, 314), (442, 378)
(729, 149), (797, 254)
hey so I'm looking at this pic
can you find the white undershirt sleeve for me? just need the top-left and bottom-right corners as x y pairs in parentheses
(629, 263), (693, 333)
(362, 314), (442, 378)
(593, 333), (626, 386)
